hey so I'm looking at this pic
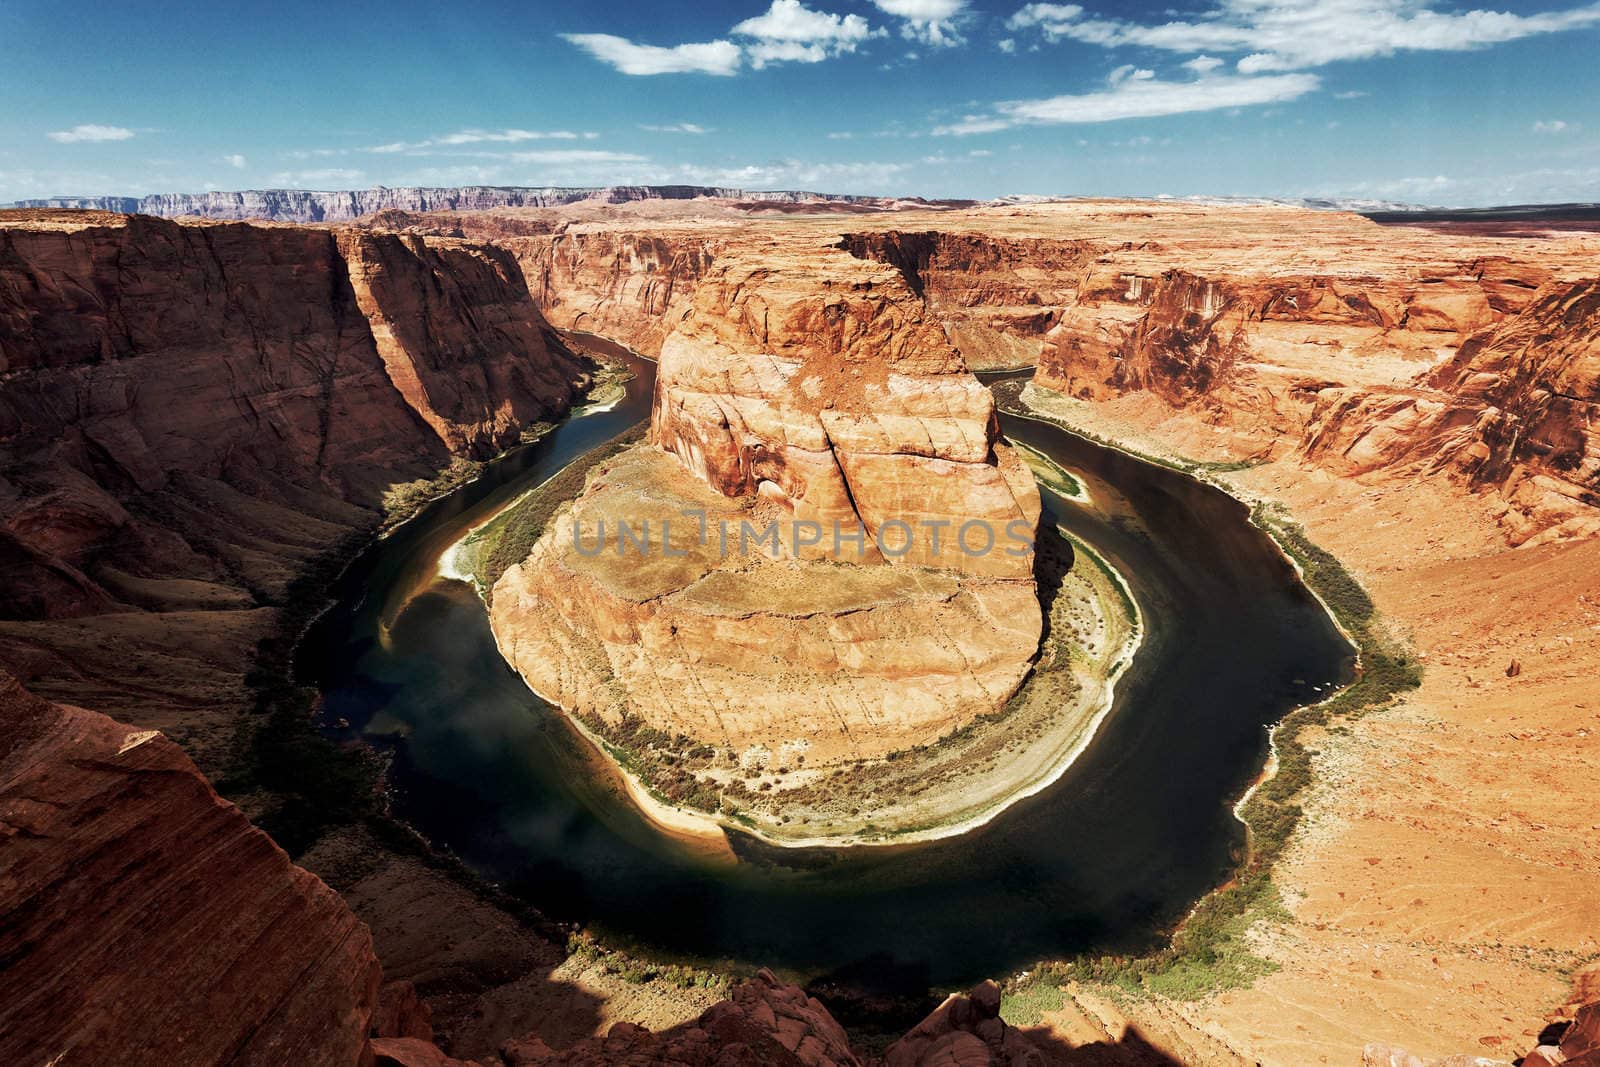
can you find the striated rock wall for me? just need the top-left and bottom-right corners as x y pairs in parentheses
(507, 230), (721, 355)
(839, 230), (1099, 369)
(1302, 278), (1600, 544)
(490, 242), (1044, 767)
(0, 209), (585, 766)
(0, 672), (381, 1066)
(1029, 231), (1596, 544)
(651, 249), (1040, 578)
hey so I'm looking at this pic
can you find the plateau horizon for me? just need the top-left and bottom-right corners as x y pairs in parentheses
(567, 512), (1037, 560)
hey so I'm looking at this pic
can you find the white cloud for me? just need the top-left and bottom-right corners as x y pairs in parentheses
(998, 37), (1016, 52)
(870, 0), (969, 45)
(1004, 0), (1600, 72)
(48, 124), (135, 144)
(1182, 55), (1224, 73)
(223, 154), (247, 169)
(505, 149), (647, 164)
(734, 0), (876, 66)
(1533, 120), (1569, 133)
(436, 128), (583, 144)
(1109, 64), (1155, 82)
(563, 2), (885, 74)
(367, 129), (592, 154)
(561, 33), (742, 75)
(936, 70), (1319, 133)
(641, 123), (713, 134)
(1333, 89), (1369, 99)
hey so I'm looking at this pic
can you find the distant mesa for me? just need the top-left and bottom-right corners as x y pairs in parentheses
(7, 185), (882, 223)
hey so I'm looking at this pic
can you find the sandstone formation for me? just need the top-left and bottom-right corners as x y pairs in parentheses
(0, 209), (585, 768)
(884, 981), (1046, 1067)
(489, 243), (1043, 771)
(0, 671), (381, 1066)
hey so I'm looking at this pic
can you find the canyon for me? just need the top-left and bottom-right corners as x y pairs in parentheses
(0, 193), (1596, 1066)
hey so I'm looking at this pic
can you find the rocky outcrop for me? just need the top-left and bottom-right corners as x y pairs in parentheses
(1363, 1000), (1600, 1067)
(12, 187), (872, 223)
(838, 231), (1098, 369)
(651, 250), (1039, 578)
(490, 246), (1042, 769)
(501, 969), (859, 1066)
(1523, 1001), (1600, 1066)
(0, 210), (586, 766)
(1025, 218), (1597, 545)
(1298, 277), (1600, 544)
(508, 231), (721, 355)
(884, 981), (1046, 1067)
(0, 671), (381, 1065)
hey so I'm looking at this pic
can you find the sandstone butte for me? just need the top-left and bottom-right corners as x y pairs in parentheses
(0, 198), (1597, 1066)
(488, 242), (1044, 774)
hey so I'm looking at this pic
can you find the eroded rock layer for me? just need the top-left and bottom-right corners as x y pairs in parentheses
(0, 672), (381, 1066)
(0, 209), (585, 767)
(490, 244), (1042, 765)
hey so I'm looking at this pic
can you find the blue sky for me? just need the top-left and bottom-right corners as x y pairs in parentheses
(3, 0), (1598, 205)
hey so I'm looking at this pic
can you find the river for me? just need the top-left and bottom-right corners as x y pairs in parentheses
(298, 336), (1352, 996)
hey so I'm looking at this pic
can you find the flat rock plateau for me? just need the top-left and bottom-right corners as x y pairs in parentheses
(1, 193), (1598, 1066)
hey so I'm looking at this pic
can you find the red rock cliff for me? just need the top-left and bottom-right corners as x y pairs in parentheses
(0, 210), (586, 765)
(0, 671), (381, 1066)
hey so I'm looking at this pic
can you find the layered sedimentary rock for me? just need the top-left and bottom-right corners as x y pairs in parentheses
(0, 672), (381, 1065)
(0, 210), (585, 766)
(509, 231), (721, 355)
(838, 230), (1098, 369)
(491, 247), (1042, 766)
(12, 186), (871, 223)
(1020, 206), (1595, 544)
(1302, 277), (1600, 544)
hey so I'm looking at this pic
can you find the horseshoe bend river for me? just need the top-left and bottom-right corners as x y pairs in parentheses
(298, 336), (1354, 991)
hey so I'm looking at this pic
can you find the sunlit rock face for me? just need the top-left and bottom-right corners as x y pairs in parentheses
(491, 248), (1043, 766)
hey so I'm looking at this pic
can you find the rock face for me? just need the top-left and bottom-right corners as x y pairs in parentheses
(0, 210), (585, 767)
(12, 186), (871, 223)
(1020, 210), (1596, 546)
(500, 969), (860, 1066)
(1303, 278), (1600, 544)
(1523, 1001), (1600, 1066)
(651, 250), (1039, 579)
(884, 981), (1044, 1067)
(837, 230), (1098, 370)
(511, 231), (721, 356)
(0, 672), (381, 1066)
(490, 246), (1042, 767)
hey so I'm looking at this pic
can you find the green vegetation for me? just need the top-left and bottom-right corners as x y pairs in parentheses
(462, 425), (645, 596)
(1000, 981), (1067, 1026)
(1011, 439), (1089, 500)
(565, 932), (730, 992)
